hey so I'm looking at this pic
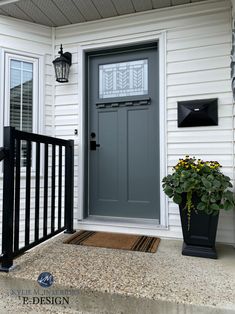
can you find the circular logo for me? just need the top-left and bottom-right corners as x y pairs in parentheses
(37, 272), (54, 288)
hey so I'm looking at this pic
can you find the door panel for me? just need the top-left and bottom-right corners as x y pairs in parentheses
(88, 43), (160, 220)
(97, 110), (118, 201)
(127, 107), (151, 203)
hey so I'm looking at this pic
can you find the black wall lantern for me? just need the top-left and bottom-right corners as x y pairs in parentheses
(53, 44), (72, 83)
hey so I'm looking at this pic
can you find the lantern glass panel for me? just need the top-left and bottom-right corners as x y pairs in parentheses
(54, 61), (70, 83)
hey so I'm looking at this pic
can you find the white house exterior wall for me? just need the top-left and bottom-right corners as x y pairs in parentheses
(0, 17), (53, 250)
(54, 0), (235, 244)
(0, 16), (53, 138)
(0, 0), (233, 246)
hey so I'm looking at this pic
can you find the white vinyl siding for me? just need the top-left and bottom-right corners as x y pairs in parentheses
(53, 0), (234, 244)
(0, 17), (52, 251)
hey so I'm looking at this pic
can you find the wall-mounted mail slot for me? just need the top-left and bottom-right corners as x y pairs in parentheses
(96, 97), (151, 109)
(177, 98), (218, 127)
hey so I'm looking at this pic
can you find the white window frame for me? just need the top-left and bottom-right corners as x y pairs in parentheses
(4, 53), (39, 136)
(0, 49), (44, 173)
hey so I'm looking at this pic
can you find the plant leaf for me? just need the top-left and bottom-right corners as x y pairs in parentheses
(201, 177), (211, 189)
(197, 202), (206, 211)
(173, 194), (182, 205)
(164, 187), (173, 197)
(224, 201), (234, 211)
(213, 180), (221, 188)
(210, 203), (220, 211)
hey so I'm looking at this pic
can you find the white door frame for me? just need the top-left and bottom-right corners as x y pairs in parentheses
(76, 31), (168, 228)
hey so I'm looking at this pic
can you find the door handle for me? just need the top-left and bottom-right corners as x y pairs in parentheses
(90, 140), (100, 151)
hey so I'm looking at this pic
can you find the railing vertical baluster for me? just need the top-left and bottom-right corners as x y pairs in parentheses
(35, 142), (40, 242)
(43, 144), (48, 237)
(0, 127), (15, 271)
(58, 146), (62, 229)
(51, 144), (56, 233)
(64, 140), (75, 233)
(25, 141), (31, 246)
(14, 139), (21, 251)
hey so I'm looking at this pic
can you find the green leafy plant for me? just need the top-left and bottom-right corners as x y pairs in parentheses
(162, 156), (235, 230)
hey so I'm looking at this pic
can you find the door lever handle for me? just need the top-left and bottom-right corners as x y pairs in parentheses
(90, 141), (100, 150)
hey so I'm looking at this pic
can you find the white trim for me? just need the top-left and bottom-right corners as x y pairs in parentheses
(0, 48), (45, 173)
(76, 31), (168, 229)
(4, 53), (39, 133)
(228, 0), (235, 246)
(56, 0), (230, 32)
(80, 216), (161, 232)
(87, 215), (159, 225)
(75, 220), (174, 239)
(4, 53), (39, 170)
(0, 0), (20, 6)
(159, 31), (168, 228)
(231, 0), (235, 19)
(77, 45), (86, 220)
(38, 53), (45, 176)
(38, 54), (45, 136)
(0, 48), (4, 174)
(51, 27), (56, 137)
(0, 48), (4, 147)
(232, 96), (235, 247)
(1, 48), (45, 134)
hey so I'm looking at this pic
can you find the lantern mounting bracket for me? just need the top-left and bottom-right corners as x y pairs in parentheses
(63, 52), (72, 66)
(58, 45), (72, 66)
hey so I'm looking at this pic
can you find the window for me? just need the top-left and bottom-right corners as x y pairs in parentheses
(10, 60), (33, 133)
(4, 53), (39, 167)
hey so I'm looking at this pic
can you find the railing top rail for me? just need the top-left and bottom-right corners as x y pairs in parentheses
(12, 128), (69, 146)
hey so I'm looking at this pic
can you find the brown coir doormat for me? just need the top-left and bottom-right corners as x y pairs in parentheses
(64, 231), (160, 253)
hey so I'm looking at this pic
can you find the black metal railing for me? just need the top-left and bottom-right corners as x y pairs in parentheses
(0, 127), (75, 272)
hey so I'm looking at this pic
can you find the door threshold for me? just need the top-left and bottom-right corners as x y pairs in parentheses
(78, 215), (163, 230)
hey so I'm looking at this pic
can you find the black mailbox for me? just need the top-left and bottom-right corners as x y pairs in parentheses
(177, 98), (218, 127)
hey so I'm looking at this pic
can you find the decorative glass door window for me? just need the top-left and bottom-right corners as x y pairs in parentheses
(99, 59), (148, 99)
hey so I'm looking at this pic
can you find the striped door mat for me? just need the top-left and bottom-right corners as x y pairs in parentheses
(64, 231), (160, 253)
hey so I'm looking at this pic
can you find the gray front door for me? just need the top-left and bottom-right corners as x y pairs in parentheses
(87, 43), (160, 220)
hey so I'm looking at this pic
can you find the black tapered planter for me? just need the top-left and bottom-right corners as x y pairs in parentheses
(179, 194), (219, 259)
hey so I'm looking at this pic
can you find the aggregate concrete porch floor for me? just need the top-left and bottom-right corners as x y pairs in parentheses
(0, 233), (235, 313)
